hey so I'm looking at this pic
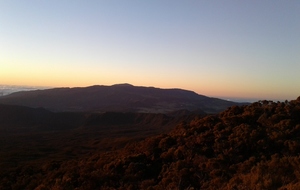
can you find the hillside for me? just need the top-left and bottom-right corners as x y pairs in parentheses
(0, 97), (300, 189)
(0, 104), (199, 188)
(0, 84), (245, 113)
(0, 104), (85, 133)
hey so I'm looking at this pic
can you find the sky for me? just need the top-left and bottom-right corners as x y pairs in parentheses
(0, 1), (299, 101)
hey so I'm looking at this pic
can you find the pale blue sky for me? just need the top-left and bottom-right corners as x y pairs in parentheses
(0, 1), (299, 101)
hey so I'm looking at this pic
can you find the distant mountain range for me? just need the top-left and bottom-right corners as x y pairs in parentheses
(0, 84), (247, 113)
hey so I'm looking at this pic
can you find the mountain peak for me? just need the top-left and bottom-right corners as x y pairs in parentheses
(112, 83), (134, 87)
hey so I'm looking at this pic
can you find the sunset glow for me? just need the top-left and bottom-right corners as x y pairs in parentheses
(1, 1), (299, 101)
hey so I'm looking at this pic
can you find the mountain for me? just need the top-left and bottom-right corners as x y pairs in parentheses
(0, 84), (246, 113)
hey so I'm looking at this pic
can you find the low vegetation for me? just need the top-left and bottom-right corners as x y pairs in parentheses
(0, 97), (300, 189)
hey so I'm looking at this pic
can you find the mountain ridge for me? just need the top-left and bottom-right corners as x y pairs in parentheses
(0, 84), (246, 113)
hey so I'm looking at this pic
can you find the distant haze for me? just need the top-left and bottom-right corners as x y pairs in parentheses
(216, 97), (274, 103)
(0, 1), (299, 100)
(0, 85), (49, 96)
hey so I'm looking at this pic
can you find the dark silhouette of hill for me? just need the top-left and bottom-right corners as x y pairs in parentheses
(0, 104), (201, 182)
(0, 104), (197, 134)
(0, 97), (300, 189)
(0, 84), (245, 113)
(0, 104), (85, 133)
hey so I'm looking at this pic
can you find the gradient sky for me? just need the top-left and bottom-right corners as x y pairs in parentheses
(0, 1), (299, 101)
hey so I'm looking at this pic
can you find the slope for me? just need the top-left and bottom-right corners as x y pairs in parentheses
(1, 97), (299, 189)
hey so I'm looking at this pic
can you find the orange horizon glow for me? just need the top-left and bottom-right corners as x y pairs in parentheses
(1, 76), (297, 102)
